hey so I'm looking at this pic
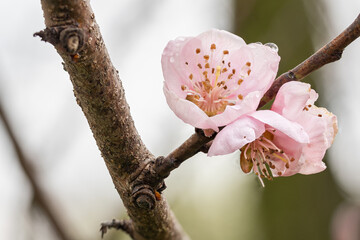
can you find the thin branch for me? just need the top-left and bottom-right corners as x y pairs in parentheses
(259, 13), (360, 108)
(100, 219), (134, 239)
(0, 100), (72, 240)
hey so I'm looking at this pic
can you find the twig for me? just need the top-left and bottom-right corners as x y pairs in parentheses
(0, 100), (72, 240)
(155, 129), (214, 179)
(100, 219), (134, 239)
(259, 13), (360, 108)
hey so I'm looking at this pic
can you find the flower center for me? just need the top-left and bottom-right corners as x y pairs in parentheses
(181, 43), (252, 117)
(240, 130), (294, 184)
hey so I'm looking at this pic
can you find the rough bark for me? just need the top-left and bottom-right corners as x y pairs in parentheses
(36, 0), (188, 239)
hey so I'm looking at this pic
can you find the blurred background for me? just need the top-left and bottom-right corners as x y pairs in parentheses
(0, 0), (359, 239)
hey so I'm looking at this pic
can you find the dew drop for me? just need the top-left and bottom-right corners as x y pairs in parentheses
(169, 57), (175, 63)
(264, 43), (278, 52)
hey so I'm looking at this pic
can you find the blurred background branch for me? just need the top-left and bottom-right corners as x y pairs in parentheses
(0, 86), (72, 240)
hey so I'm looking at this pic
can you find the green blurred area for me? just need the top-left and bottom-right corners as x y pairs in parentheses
(234, 0), (343, 240)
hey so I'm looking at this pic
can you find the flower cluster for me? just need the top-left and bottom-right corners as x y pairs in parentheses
(162, 29), (337, 184)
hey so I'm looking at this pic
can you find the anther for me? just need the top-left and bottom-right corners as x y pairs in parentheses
(197, 63), (202, 69)
(205, 63), (210, 68)
(223, 50), (229, 54)
(196, 48), (201, 54)
(238, 94), (243, 100)
(189, 74), (193, 80)
(211, 43), (216, 50)
(238, 79), (243, 85)
(204, 55), (209, 60)
(246, 62), (251, 67)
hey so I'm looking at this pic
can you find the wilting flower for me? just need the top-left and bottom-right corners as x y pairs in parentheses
(162, 29), (280, 133)
(208, 81), (338, 183)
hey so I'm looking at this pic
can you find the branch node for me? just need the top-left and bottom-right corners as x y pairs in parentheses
(132, 185), (156, 210)
(59, 27), (84, 54)
(34, 26), (85, 55)
(100, 219), (134, 239)
(288, 71), (296, 80)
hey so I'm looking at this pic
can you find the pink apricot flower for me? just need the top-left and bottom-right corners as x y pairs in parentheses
(208, 81), (338, 184)
(162, 29), (280, 133)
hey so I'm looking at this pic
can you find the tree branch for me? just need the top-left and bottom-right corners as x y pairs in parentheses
(0, 99), (72, 240)
(36, 0), (188, 239)
(100, 219), (134, 239)
(259, 13), (360, 108)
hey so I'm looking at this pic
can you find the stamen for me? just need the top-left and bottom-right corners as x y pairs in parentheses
(196, 48), (201, 54)
(211, 43), (216, 50)
(214, 65), (221, 86)
(272, 153), (288, 164)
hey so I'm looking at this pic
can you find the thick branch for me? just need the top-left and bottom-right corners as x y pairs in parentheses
(0, 100), (72, 240)
(36, 0), (187, 239)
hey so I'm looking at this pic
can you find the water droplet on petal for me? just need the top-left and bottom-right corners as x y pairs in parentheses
(265, 43), (278, 52)
(169, 57), (175, 63)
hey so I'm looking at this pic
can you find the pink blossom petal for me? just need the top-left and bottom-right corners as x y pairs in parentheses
(250, 110), (309, 144)
(208, 116), (265, 156)
(196, 29), (247, 53)
(228, 43), (280, 97)
(271, 81), (318, 121)
(297, 107), (338, 174)
(163, 86), (219, 131)
(162, 36), (194, 97)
